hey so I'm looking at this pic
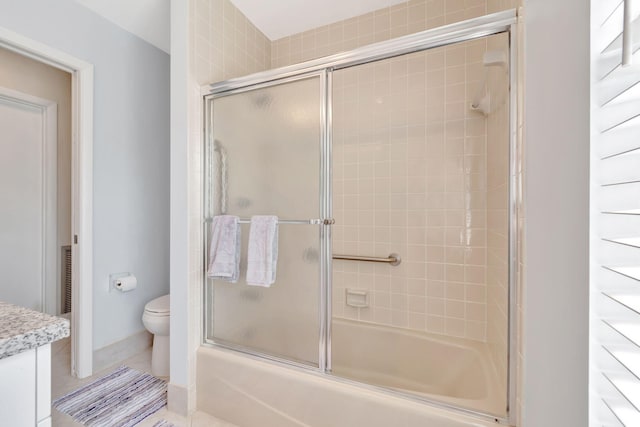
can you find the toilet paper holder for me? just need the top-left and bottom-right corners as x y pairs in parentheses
(109, 272), (136, 292)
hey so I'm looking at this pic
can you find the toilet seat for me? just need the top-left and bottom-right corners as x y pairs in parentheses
(144, 294), (170, 315)
(144, 310), (169, 318)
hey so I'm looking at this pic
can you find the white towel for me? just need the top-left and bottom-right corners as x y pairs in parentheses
(246, 215), (279, 287)
(207, 215), (241, 283)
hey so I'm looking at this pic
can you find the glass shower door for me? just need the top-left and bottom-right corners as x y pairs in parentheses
(330, 34), (510, 417)
(204, 74), (325, 367)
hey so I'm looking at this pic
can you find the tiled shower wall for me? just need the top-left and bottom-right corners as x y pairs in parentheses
(186, 0), (273, 392)
(269, 1), (515, 346)
(191, 0), (271, 85)
(190, 0), (514, 354)
(188, 0), (272, 298)
(186, 0), (523, 419)
(188, 0), (272, 279)
(267, 0), (516, 342)
(331, 39), (492, 341)
(486, 32), (510, 392)
(271, 0), (491, 68)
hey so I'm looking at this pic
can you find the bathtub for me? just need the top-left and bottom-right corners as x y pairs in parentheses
(331, 319), (505, 416)
(197, 318), (506, 426)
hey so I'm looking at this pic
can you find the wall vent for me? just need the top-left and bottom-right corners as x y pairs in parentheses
(61, 245), (72, 314)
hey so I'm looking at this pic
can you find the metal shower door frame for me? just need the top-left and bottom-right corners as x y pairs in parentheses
(202, 70), (329, 370)
(202, 9), (519, 425)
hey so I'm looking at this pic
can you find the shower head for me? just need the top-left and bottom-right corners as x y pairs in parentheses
(470, 50), (507, 116)
(470, 94), (491, 115)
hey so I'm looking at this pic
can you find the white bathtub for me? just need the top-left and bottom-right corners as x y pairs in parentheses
(197, 319), (506, 426)
(331, 318), (505, 415)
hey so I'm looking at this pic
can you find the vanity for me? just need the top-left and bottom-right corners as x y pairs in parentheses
(0, 301), (70, 427)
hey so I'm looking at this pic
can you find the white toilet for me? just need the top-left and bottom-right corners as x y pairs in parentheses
(142, 294), (170, 377)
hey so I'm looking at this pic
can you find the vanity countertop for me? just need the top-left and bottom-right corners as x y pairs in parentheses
(0, 301), (70, 360)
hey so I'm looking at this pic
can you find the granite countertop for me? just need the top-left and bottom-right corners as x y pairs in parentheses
(0, 301), (70, 360)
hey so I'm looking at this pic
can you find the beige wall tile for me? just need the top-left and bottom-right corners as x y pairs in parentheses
(332, 34), (505, 343)
(190, 0), (519, 415)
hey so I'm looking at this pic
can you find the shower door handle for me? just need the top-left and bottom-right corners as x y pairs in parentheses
(322, 218), (335, 225)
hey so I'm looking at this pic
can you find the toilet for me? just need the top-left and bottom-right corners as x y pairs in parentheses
(142, 294), (170, 377)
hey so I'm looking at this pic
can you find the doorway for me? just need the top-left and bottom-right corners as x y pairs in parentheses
(0, 47), (70, 317)
(0, 29), (94, 379)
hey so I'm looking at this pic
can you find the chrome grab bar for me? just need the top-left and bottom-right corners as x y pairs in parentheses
(332, 253), (401, 266)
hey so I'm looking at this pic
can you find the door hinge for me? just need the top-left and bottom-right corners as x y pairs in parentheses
(74, 234), (78, 244)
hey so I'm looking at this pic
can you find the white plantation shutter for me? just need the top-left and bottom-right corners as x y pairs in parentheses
(592, 0), (640, 425)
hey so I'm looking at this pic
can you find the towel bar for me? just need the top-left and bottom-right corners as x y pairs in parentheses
(204, 217), (328, 225)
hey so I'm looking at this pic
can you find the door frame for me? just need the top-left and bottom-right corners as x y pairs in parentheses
(0, 26), (94, 378)
(0, 87), (58, 314)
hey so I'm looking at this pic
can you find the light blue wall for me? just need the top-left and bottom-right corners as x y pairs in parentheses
(0, 0), (170, 350)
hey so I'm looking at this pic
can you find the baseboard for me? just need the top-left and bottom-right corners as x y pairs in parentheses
(168, 383), (190, 416)
(93, 330), (152, 372)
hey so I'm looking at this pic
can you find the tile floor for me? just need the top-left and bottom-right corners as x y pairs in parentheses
(51, 338), (236, 427)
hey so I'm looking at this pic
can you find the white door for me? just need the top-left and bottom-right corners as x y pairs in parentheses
(0, 88), (57, 313)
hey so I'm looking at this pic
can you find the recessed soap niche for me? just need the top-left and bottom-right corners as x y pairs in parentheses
(345, 289), (369, 308)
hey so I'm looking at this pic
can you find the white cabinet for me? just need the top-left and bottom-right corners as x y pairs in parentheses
(0, 344), (52, 426)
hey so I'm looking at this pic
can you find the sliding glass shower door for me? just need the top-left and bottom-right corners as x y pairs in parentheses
(202, 12), (516, 420)
(204, 74), (326, 366)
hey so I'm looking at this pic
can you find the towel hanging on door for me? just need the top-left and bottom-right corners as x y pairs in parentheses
(207, 215), (241, 283)
(246, 215), (279, 287)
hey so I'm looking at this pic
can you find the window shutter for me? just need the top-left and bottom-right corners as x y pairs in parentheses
(592, 1), (640, 425)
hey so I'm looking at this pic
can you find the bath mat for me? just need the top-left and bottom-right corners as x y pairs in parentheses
(53, 365), (167, 427)
(152, 421), (178, 427)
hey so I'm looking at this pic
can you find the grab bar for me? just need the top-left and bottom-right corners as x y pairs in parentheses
(213, 139), (229, 214)
(332, 253), (401, 266)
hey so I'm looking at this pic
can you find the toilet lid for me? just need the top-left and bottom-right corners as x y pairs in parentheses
(145, 294), (170, 314)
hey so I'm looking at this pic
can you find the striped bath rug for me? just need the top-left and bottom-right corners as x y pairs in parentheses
(152, 421), (178, 427)
(53, 365), (167, 427)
